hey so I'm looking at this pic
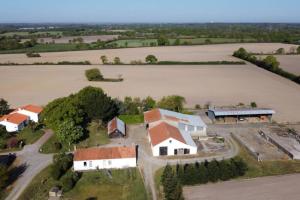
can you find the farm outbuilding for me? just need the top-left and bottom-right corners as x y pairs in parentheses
(107, 117), (126, 138)
(208, 107), (275, 123)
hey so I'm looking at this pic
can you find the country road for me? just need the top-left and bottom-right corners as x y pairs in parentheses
(5, 130), (54, 200)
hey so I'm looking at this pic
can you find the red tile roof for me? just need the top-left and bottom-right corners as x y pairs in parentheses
(108, 117), (117, 134)
(74, 146), (136, 161)
(144, 108), (162, 123)
(0, 113), (28, 125)
(148, 122), (186, 146)
(21, 105), (43, 114)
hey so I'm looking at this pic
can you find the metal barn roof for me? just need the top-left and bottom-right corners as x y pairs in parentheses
(209, 108), (275, 117)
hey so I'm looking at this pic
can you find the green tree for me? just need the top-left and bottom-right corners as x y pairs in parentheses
(233, 48), (248, 59)
(297, 46), (300, 54)
(122, 97), (141, 115)
(158, 95), (186, 112)
(114, 57), (121, 64)
(145, 55), (158, 64)
(157, 35), (169, 46)
(263, 55), (280, 70)
(75, 86), (119, 122)
(232, 157), (248, 176)
(85, 68), (104, 81)
(0, 164), (8, 189)
(0, 98), (9, 115)
(276, 48), (285, 54)
(100, 55), (108, 64)
(250, 102), (257, 108)
(142, 96), (156, 111)
(218, 160), (232, 181)
(197, 163), (208, 184)
(56, 119), (84, 145)
(174, 38), (180, 45)
(207, 160), (220, 182)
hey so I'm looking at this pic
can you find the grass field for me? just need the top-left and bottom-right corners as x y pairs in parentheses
(119, 115), (144, 124)
(19, 166), (148, 200)
(17, 127), (44, 145)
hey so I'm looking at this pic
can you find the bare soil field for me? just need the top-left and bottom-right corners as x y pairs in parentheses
(183, 173), (300, 200)
(0, 64), (299, 123)
(0, 43), (296, 64)
(275, 55), (300, 75)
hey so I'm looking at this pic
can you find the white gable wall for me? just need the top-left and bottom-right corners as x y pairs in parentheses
(16, 110), (39, 123)
(151, 138), (197, 157)
(74, 157), (136, 171)
(0, 120), (27, 132)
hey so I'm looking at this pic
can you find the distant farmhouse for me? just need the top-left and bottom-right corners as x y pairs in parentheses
(144, 108), (207, 157)
(73, 146), (136, 171)
(208, 106), (275, 123)
(0, 104), (43, 132)
(107, 117), (126, 138)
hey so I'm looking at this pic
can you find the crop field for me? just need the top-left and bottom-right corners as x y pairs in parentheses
(275, 55), (300, 75)
(0, 43), (296, 64)
(0, 62), (300, 123)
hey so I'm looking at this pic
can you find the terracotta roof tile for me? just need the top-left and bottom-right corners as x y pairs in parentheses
(0, 113), (28, 125)
(21, 105), (43, 114)
(74, 146), (136, 161)
(144, 108), (162, 123)
(108, 117), (117, 134)
(148, 122), (186, 146)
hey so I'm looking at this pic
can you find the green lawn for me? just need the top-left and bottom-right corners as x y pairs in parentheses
(119, 115), (144, 124)
(17, 127), (44, 145)
(19, 166), (148, 200)
(40, 122), (110, 154)
(65, 169), (148, 200)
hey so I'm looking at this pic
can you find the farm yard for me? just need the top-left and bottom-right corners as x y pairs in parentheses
(0, 43), (297, 64)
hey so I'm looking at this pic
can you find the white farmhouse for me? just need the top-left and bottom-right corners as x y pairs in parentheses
(73, 146), (137, 171)
(0, 113), (29, 132)
(144, 108), (207, 157)
(148, 121), (197, 156)
(14, 104), (43, 123)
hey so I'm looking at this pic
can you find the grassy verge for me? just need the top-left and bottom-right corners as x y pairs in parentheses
(40, 122), (110, 153)
(19, 166), (148, 200)
(118, 115), (144, 124)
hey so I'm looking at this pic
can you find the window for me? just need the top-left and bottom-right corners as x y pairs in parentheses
(169, 140), (172, 143)
(83, 162), (87, 167)
(89, 161), (92, 167)
(108, 160), (112, 165)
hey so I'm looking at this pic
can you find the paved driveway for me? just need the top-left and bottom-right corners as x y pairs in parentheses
(5, 130), (54, 200)
(183, 173), (300, 200)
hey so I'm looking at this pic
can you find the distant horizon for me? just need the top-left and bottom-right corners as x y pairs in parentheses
(0, 0), (299, 24)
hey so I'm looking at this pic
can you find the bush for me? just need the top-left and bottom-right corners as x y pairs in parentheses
(54, 142), (62, 151)
(250, 102), (257, 108)
(113, 57), (121, 64)
(51, 164), (62, 180)
(61, 175), (74, 192)
(85, 68), (104, 81)
(145, 55), (158, 64)
(195, 104), (201, 109)
(26, 52), (41, 57)
(7, 137), (19, 148)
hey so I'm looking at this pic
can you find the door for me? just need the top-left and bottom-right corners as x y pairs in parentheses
(174, 149), (178, 155)
(159, 147), (168, 156)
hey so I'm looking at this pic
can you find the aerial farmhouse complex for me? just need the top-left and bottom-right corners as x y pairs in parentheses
(73, 146), (137, 171)
(144, 108), (207, 156)
(0, 104), (43, 132)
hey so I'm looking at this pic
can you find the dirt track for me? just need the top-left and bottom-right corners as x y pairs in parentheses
(183, 173), (300, 200)
(0, 64), (299, 123)
(0, 43), (297, 64)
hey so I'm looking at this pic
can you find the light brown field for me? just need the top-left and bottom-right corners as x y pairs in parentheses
(183, 174), (300, 200)
(0, 63), (299, 123)
(0, 43), (297, 64)
(275, 55), (300, 75)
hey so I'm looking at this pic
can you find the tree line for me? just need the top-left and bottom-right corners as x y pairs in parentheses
(233, 48), (300, 84)
(161, 157), (248, 200)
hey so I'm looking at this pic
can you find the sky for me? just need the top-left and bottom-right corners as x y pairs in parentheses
(0, 0), (299, 23)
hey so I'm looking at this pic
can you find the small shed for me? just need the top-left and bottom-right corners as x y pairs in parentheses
(107, 117), (126, 138)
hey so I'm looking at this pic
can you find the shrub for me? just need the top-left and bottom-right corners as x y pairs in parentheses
(51, 164), (62, 180)
(100, 55), (108, 64)
(7, 137), (19, 148)
(54, 142), (62, 151)
(145, 55), (158, 64)
(85, 68), (104, 81)
(0, 138), (6, 149)
(26, 52), (41, 57)
(195, 104), (201, 109)
(250, 102), (257, 108)
(113, 57), (121, 64)
(276, 48), (285, 54)
(61, 175), (74, 192)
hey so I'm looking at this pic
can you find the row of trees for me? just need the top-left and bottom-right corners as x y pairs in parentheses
(0, 37), (37, 50)
(233, 48), (300, 84)
(161, 158), (248, 200)
(119, 95), (186, 115)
